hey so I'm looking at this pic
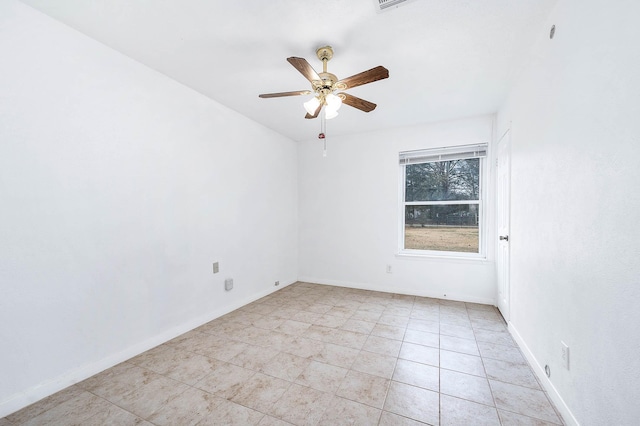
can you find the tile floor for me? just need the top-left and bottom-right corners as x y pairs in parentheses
(2, 282), (564, 426)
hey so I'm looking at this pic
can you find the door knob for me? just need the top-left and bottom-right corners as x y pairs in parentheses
(499, 235), (509, 242)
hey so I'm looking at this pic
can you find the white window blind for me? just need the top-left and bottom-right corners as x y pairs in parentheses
(399, 143), (488, 165)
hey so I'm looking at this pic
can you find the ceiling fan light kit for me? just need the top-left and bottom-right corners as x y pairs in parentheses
(259, 45), (389, 124)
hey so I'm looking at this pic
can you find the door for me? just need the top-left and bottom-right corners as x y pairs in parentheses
(496, 129), (511, 321)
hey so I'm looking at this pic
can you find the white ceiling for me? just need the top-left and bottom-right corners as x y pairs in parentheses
(20, 0), (557, 142)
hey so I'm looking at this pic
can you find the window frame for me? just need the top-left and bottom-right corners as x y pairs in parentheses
(398, 144), (488, 260)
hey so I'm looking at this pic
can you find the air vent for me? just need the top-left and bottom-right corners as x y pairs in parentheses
(374, 0), (416, 13)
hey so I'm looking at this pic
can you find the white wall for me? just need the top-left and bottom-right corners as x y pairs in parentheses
(0, 1), (298, 416)
(497, 0), (640, 424)
(298, 116), (496, 304)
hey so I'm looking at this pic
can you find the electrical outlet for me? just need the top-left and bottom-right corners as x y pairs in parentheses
(225, 278), (233, 291)
(561, 341), (570, 370)
(386, 264), (392, 273)
(275, 281), (280, 286)
(213, 262), (219, 274)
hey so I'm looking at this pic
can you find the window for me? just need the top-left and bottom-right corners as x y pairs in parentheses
(399, 144), (487, 257)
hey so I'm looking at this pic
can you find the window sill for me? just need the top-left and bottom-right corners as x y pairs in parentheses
(396, 250), (489, 263)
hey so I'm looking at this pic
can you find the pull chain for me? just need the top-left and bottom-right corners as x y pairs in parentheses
(320, 109), (327, 157)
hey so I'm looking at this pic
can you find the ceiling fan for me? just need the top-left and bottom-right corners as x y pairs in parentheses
(259, 46), (389, 120)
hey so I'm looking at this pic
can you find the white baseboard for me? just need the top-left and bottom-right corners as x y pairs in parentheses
(0, 280), (294, 418)
(508, 323), (580, 426)
(298, 276), (496, 306)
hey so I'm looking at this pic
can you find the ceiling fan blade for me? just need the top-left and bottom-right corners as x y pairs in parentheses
(337, 66), (389, 90)
(305, 104), (322, 119)
(287, 57), (321, 83)
(259, 90), (311, 98)
(339, 93), (377, 112)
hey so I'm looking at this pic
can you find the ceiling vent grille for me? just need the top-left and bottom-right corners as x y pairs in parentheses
(374, 0), (416, 13)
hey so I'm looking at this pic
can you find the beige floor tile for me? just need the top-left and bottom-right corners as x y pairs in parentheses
(469, 311), (504, 324)
(79, 363), (158, 401)
(259, 352), (311, 382)
(384, 306), (413, 317)
(230, 373), (291, 412)
(83, 406), (152, 426)
(312, 342), (360, 368)
(194, 362), (256, 399)
(351, 350), (397, 379)
(317, 396), (382, 426)
(134, 345), (224, 385)
(474, 328), (516, 347)
(392, 359), (439, 392)
(371, 323), (406, 340)
(253, 316), (287, 331)
(257, 415), (295, 425)
(197, 399), (264, 425)
(440, 314), (472, 328)
(303, 303), (333, 314)
(410, 310), (439, 322)
(341, 318), (377, 334)
(229, 344), (280, 371)
(234, 326), (277, 345)
(304, 324), (335, 340)
(440, 349), (486, 377)
(406, 318), (439, 333)
(147, 387), (223, 426)
(440, 335), (480, 356)
(321, 329), (368, 350)
(291, 310), (323, 324)
(378, 314), (410, 328)
(378, 411), (428, 425)
(471, 317), (507, 332)
(326, 306), (356, 318)
(404, 329), (440, 348)
(295, 361), (348, 393)
(245, 303), (278, 316)
(269, 383), (333, 426)
(282, 336), (326, 359)
(489, 380), (561, 424)
(498, 409), (563, 425)
(196, 340), (248, 362)
(114, 375), (190, 419)
(128, 344), (177, 369)
(483, 358), (541, 389)
(440, 394), (500, 426)
(313, 314), (349, 328)
(0, 419), (13, 426)
(275, 319), (312, 336)
(336, 370), (390, 409)
(21, 391), (123, 426)
(356, 303), (386, 314)
(440, 369), (494, 406)
(167, 330), (225, 353)
(439, 323), (475, 340)
(351, 310), (383, 322)
(227, 311), (264, 325)
(477, 341), (526, 364)
(270, 307), (301, 320)
(362, 335), (402, 357)
(398, 342), (439, 367)
(5, 385), (85, 424)
(383, 381), (439, 425)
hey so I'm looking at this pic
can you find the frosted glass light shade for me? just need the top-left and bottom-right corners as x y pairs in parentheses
(325, 93), (342, 110)
(304, 97), (321, 115)
(325, 108), (339, 120)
